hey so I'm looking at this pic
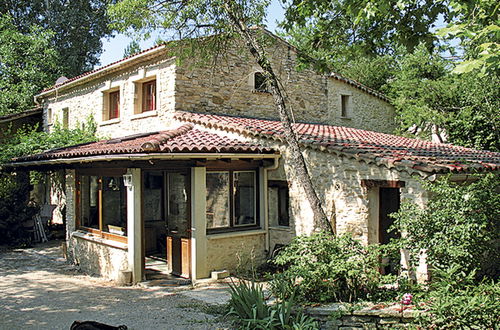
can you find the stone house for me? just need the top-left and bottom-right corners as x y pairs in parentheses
(9, 32), (500, 283)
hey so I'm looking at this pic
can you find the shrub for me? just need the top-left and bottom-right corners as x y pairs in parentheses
(415, 268), (500, 329)
(391, 173), (500, 280)
(227, 280), (318, 329)
(270, 233), (382, 303)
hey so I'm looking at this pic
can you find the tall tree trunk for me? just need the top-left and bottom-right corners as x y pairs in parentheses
(223, 1), (335, 234)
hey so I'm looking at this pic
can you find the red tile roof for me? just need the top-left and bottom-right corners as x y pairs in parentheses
(174, 111), (500, 174)
(14, 124), (274, 162)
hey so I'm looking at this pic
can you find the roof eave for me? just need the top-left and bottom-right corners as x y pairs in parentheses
(36, 45), (170, 99)
(4, 152), (280, 169)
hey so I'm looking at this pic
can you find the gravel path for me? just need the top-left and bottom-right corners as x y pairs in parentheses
(0, 241), (230, 330)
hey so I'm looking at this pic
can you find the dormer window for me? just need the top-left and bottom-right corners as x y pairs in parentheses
(142, 80), (156, 112)
(254, 72), (269, 93)
(103, 88), (120, 121)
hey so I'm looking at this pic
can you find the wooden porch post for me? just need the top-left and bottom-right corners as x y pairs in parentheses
(125, 168), (142, 283)
(191, 167), (208, 280)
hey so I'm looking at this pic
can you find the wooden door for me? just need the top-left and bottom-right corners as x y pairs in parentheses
(166, 172), (191, 278)
(379, 187), (401, 274)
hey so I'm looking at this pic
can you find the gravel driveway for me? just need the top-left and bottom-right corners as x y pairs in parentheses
(0, 241), (230, 330)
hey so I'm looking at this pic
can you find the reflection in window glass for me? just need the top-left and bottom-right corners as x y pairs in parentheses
(206, 172), (230, 229)
(144, 172), (163, 221)
(80, 176), (99, 229)
(78, 174), (127, 236)
(102, 176), (127, 235)
(234, 172), (256, 226)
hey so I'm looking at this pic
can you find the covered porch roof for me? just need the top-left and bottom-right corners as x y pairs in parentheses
(6, 124), (278, 169)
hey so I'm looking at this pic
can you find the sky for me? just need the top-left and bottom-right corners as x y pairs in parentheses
(97, 1), (286, 68)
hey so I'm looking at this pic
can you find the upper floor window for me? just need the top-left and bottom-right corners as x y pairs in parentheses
(103, 88), (120, 121)
(108, 91), (120, 119)
(135, 78), (157, 114)
(340, 94), (351, 118)
(62, 107), (69, 128)
(254, 72), (269, 93)
(46, 108), (53, 126)
(142, 80), (156, 112)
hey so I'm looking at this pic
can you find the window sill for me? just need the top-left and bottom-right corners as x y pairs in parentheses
(100, 118), (121, 126)
(269, 226), (291, 231)
(207, 229), (266, 240)
(72, 230), (128, 250)
(131, 110), (158, 120)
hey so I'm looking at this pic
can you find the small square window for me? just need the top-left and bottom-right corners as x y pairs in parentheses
(254, 72), (269, 93)
(46, 108), (53, 125)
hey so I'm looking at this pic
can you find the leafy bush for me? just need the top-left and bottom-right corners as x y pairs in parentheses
(227, 280), (318, 329)
(391, 173), (500, 279)
(0, 118), (98, 245)
(415, 268), (500, 329)
(270, 233), (382, 303)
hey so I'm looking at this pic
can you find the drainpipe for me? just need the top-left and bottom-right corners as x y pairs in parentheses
(263, 155), (280, 253)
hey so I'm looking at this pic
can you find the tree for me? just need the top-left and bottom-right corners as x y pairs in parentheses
(386, 45), (499, 151)
(0, 14), (59, 116)
(123, 40), (142, 57)
(109, 0), (334, 233)
(280, 0), (499, 75)
(0, 0), (115, 78)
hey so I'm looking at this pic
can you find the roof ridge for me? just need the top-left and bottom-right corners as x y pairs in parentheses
(141, 124), (194, 152)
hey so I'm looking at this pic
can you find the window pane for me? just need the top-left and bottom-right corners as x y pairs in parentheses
(102, 176), (127, 236)
(142, 80), (156, 112)
(278, 186), (290, 227)
(144, 171), (163, 221)
(168, 173), (189, 237)
(206, 172), (230, 229)
(234, 172), (256, 226)
(80, 176), (99, 229)
(109, 91), (120, 119)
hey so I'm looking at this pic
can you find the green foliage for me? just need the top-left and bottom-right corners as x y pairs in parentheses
(0, 172), (38, 246)
(415, 267), (500, 329)
(270, 233), (382, 303)
(0, 116), (98, 164)
(1, 0), (114, 78)
(227, 280), (318, 329)
(391, 174), (500, 279)
(123, 40), (142, 57)
(386, 45), (499, 151)
(0, 117), (98, 245)
(0, 14), (59, 116)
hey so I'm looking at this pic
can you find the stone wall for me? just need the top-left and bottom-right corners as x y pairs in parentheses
(175, 38), (396, 133)
(205, 232), (267, 274)
(64, 170), (129, 281)
(43, 55), (177, 139)
(41, 35), (396, 141)
(306, 303), (417, 330)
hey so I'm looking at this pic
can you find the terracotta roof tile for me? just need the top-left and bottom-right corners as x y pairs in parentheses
(174, 111), (500, 174)
(14, 124), (274, 162)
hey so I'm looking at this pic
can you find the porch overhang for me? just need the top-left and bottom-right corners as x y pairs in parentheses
(3, 152), (280, 171)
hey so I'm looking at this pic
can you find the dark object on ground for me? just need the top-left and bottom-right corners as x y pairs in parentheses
(70, 321), (128, 330)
